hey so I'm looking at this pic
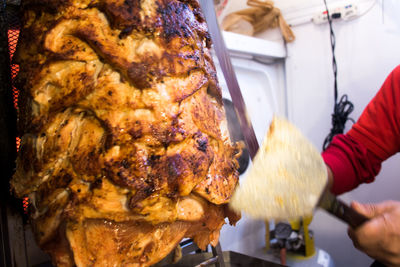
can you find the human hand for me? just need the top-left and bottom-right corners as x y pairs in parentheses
(347, 201), (400, 267)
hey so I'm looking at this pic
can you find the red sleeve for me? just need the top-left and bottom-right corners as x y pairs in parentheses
(347, 65), (400, 160)
(322, 134), (382, 195)
(322, 65), (400, 195)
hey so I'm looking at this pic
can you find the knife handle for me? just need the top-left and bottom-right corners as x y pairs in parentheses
(329, 198), (388, 266)
(329, 197), (369, 229)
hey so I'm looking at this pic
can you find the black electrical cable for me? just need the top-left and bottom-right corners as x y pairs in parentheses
(322, 0), (355, 151)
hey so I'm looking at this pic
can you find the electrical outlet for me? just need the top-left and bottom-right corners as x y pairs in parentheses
(341, 4), (358, 20)
(312, 3), (358, 24)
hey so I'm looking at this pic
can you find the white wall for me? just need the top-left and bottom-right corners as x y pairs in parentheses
(284, 1), (400, 266)
(218, 0), (400, 265)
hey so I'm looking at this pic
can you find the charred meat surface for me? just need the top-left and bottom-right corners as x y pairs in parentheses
(11, 0), (240, 266)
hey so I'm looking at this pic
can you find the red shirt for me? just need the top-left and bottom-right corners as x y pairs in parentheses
(322, 65), (400, 195)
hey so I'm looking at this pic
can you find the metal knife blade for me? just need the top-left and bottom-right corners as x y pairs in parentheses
(199, 0), (259, 159)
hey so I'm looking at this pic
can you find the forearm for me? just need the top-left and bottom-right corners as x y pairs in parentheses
(322, 134), (382, 195)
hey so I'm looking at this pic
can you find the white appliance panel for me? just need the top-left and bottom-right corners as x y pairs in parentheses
(213, 54), (286, 256)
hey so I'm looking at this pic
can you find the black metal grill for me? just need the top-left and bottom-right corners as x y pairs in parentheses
(1, 1), (22, 266)
(5, 0), (20, 147)
(3, 0), (19, 111)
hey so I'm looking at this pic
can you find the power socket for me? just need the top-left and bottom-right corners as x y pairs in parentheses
(312, 3), (358, 24)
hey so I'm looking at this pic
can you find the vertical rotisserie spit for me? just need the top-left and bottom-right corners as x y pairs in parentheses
(10, 0), (240, 266)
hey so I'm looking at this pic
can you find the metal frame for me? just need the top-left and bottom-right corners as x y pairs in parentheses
(180, 239), (225, 267)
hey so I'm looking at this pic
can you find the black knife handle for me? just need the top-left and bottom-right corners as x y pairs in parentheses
(330, 197), (369, 229)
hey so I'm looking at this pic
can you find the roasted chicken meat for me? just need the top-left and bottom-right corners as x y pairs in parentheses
(11, 0), (240, 266)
